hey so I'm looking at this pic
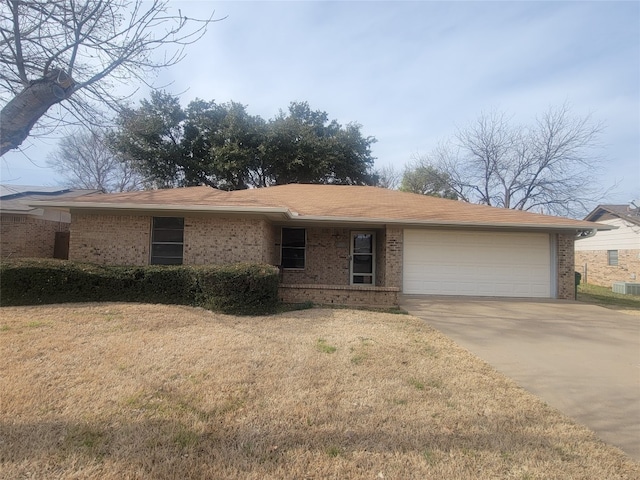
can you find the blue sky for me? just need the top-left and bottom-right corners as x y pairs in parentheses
(1, 0), (638, 209)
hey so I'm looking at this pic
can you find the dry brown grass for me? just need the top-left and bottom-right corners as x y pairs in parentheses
(1, 303), (638, 479)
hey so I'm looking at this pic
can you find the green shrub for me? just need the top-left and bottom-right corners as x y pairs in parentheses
(0, 259), (280, 315)
(195, 263), (280, 315)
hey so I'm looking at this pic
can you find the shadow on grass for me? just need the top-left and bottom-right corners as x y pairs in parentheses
(1, 410), (623, 479)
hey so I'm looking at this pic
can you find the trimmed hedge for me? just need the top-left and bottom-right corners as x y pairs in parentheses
(0, 259), (280, 315)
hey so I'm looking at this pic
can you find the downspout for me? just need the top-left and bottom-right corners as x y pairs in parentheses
(574, 229), (597, 298)
(576, 228), (597, 239)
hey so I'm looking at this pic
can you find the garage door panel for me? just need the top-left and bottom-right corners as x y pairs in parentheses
(403, 230), (552, 298)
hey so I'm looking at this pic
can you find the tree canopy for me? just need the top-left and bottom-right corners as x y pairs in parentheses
(110, 92), (378, 189)
(399, 162), (457, 199)
(403, 104), (605, 216)
(0, 0), (217, 156)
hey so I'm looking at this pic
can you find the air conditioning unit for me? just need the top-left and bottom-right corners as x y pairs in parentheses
(612, 282), (640, 295)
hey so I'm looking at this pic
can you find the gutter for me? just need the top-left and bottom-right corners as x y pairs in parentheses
(285, 214), (615, 232)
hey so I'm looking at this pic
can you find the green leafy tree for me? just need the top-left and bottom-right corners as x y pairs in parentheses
(183, 99), (267, 189)
(111, 95), (377, 189)
(265, 102), (377, 185)
(400, 160), (457, 199)
(109, 91), (187, 188)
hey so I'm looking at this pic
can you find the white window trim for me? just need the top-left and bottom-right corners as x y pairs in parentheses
(350, 231), (375, 285)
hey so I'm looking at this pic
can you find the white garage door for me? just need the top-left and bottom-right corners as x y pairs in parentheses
(403, 229), (553, 298)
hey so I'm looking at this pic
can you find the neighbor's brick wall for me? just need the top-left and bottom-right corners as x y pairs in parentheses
(0, 214), (69, 259)
(70, 213), (150, 265)
(556, 233), (575, 300)
(184, 216), (273, 265)
(575, 249), (640, 287)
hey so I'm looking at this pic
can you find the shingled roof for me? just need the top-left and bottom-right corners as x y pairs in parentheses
(0, 184), (99, 214)
(583, 204), (640, 227)
(32, 184), (609, 232)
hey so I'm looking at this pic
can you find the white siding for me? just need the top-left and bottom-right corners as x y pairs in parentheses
(575, 218), (640, 251)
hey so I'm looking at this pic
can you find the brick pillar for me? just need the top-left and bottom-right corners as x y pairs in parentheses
(384, 227), (403, 289)
(556, 233), (576, 300)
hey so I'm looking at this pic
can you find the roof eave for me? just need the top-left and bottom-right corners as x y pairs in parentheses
(28, 201), (611, 231)
(29, 201), (295, 218)
(278, 214), (613, 232)
(584, 205), (640, 227)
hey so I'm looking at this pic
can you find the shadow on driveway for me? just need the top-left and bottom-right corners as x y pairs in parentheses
(401, 295), (640, 461)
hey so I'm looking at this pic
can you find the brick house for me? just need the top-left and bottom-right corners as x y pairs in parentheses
(0, 185), (99, 259)
(33, 184), (609, 306)
(575, 204), (640, 287)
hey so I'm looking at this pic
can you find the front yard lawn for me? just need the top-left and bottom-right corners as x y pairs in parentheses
(577, 283), (640, 312)
(1, 303), (638, 479)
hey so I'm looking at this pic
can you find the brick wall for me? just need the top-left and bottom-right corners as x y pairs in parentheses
(279, 227), (397, 287)
(184, 216), (273, 264)
(279, 284), (399, 307)
(264, 224), (279, 265)
(556, 233), (575, 300)
(575, 249), (640, 287)
(70, 213), (276, 266)
(384, 227), (403, 289)
(70, 213), (150, 265)
(0, 214), (69, 259)
(376, 229), (386, 287)
(281, 227), (352, 285)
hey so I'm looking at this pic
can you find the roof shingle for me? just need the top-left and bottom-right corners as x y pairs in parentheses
(32, 184), (607, 231)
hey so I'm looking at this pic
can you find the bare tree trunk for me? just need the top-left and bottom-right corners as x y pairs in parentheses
(0, 69), (75, 156)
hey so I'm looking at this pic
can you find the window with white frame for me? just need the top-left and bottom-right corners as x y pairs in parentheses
(607, 250), (618, 266)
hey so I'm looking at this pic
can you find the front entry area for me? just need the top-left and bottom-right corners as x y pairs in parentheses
(403, 229), (553, 298)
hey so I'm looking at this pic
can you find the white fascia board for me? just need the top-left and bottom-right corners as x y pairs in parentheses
(288, 215), (615, 232)
(28, 200), (294, 217)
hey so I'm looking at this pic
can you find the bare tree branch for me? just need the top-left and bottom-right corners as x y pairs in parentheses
(411, 104), (606, 217)
(0, 0), (222, 156)
(47, 126), (145, 192)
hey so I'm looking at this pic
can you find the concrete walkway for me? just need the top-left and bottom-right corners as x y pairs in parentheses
(400, 296), (640, 461)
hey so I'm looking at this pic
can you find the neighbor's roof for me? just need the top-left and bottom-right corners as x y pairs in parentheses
(31, 184), (610, 232)
(0, 184), (100, 214)
(583, 204), (640, 227)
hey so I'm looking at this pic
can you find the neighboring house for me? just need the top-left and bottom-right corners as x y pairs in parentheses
(0, 185), (99, 259)
(575, 204), (640, 287)
(32, 184), (609, 306)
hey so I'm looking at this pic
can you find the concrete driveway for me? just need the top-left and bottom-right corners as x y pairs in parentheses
(400, 296), (640, 461)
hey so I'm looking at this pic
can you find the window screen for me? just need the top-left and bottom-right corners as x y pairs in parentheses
(281, 228), (305, 269)
(151, 217), (184, 265)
